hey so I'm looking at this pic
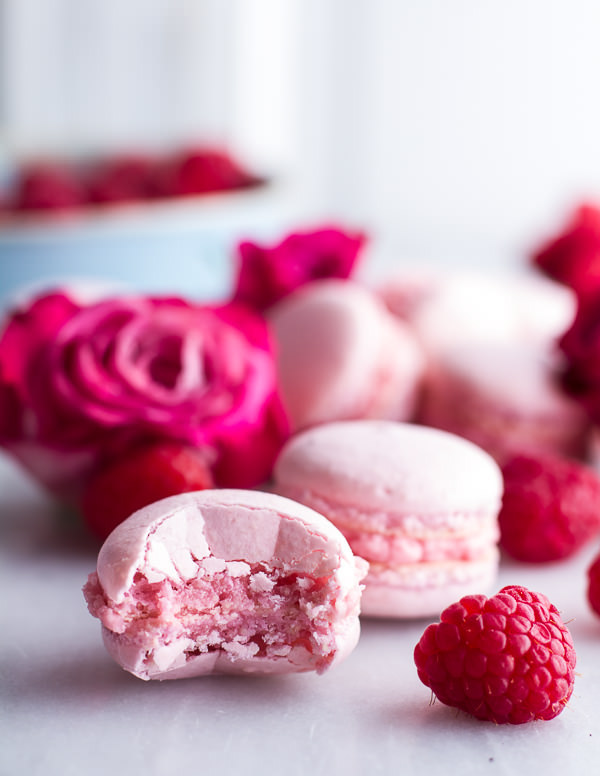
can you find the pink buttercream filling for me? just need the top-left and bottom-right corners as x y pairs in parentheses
(84, 560), (355, 674)
(278, 485), (499, 565)
(339, 522), (498, 564)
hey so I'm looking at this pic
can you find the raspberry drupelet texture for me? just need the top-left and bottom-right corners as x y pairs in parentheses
(587, 554), (600, 617)
(499, 453), (600, 563)
(413, 585), (576, 724)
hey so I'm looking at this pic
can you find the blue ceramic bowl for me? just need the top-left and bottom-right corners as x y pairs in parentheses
(0, 182), (297, 307)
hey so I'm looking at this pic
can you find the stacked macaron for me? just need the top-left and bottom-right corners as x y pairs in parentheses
(378, 267), (587, 463)
(274, 420), (503, 618)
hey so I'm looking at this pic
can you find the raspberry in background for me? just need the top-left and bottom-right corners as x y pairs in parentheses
(587, 554), (600, 617)
(499, 453), (600, 562)
(12, 161), (85, 212)
(152, 148), (260, 197)
(81, 442), (214, 541)
(414, 585), (576, 724)
(86, 155), (155, 204)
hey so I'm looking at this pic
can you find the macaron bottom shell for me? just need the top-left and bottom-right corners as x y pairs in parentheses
(359, 550), (499, 619)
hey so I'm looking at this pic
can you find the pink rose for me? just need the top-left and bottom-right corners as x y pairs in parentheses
(233, 226), (366, 312)
(0, 291), (289, 500)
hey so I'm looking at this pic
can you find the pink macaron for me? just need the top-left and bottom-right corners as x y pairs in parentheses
(419, 343), (590, 462)
(83, 489), (368, 679)
(379, 268), (576, 354)
(376, 265), (444, 322)
(269, 279), (425, 432)
(274, 420), (503, 618)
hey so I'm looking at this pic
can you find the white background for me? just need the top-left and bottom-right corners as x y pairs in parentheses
(3, 1), (600, 267)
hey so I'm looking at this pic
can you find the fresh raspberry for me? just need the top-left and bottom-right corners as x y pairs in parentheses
(153, 148), (259, 197)
(81, 442), (214, 541)
(86, 155), (155, 204)
(11, 161), (85, 211)
(414, 585), (576, 724)
(587, 553), (600, 617)
(498, 453), (600, 563)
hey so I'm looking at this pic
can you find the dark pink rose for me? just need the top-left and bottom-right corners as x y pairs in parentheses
(0, 291), (289, 500)
(233, 226), (366, 312)
(531, 204), (600, 298)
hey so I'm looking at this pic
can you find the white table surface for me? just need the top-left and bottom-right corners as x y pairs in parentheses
(1, 450), (600, 776)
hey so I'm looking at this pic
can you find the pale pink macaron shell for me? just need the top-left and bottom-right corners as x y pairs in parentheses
(274, 420), (503, 618)
(420, 343), (590, 462)
(386, 268), (576, 354)
(269, 279), (426, 432)
(376, 264), (450, 322)
(84, 489), (367, 679)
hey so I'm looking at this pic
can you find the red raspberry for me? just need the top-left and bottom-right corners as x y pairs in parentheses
(499, 453), (600, 562)
(12, 161), (85, 211)
(153, 148), (259, 197)
(86, 155), (155, 204)
(414, 585), (576, 724)
(81, 442), (214, 541)
(587, 553), (600, 617)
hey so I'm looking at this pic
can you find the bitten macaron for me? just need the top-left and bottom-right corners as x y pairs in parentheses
(274, 420), (503, 618)
(84, 489), (368, 678)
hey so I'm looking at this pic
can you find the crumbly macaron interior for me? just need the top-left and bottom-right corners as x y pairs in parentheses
(278, 485), (499, 565)
(84, 558), (344, 674)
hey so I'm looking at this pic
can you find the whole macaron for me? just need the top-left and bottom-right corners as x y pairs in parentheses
(269, 279), (425, 432)
(274, 420), (503, 618)
(419, 343), (589, 462)
(409, 270), (576, 355)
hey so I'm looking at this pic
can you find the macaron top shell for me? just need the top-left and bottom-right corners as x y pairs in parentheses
(411, 270), (575, 353)
(97, 489), (357, 605)
(428, 344), (584, 421)
(269, 279), (424, 430)
(274, 421), (503, 522)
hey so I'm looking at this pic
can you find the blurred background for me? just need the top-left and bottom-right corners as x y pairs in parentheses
(1, 0), (600, 296)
